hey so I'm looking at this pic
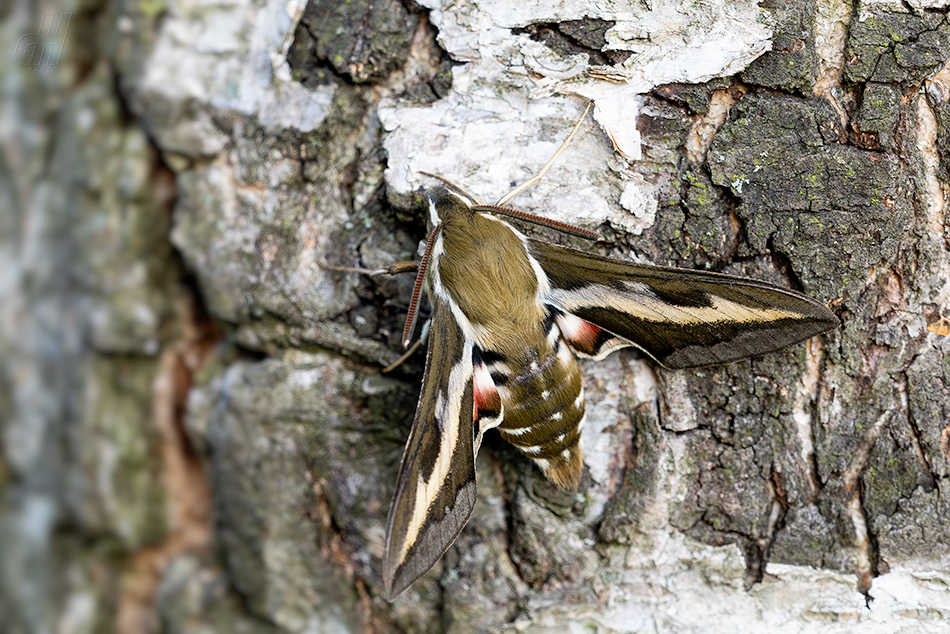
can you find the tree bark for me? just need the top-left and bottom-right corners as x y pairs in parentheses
(2, 0), (949, 632)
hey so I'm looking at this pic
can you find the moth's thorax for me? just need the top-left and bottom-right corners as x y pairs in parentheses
(429, 189), (546, 352)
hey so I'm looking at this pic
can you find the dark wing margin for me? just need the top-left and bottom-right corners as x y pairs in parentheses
(383, 295), (477, 599)
(529, 239), (840, 370)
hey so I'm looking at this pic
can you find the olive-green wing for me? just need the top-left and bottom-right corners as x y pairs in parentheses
(383, 296), (477, 599)
(529, 239), (839, 370)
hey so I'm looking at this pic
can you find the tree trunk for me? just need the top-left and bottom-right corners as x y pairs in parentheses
(2, 0), (949, 632)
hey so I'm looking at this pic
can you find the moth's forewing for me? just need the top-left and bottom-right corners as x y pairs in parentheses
(530, 239), (839, 369)
(383, 296), (477, 599)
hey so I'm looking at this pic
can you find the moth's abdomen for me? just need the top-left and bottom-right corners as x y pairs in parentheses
(482, 327), (586, 489)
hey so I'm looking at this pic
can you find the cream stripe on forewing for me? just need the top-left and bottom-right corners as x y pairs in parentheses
(550, 282), (801, 325)
(397, 326), (474, 565)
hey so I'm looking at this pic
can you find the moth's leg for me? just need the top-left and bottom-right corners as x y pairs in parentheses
(382, 318), (430, 373)
(322, 260), (427, 369)
(319, 261), (419, 277)
(383, 261), (420, 276)
(495, 100), (594, 207)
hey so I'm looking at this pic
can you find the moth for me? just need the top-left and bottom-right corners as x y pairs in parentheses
(343, 114), (840, 599)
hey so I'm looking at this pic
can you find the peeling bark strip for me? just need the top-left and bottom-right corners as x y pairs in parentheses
(5, 0), (950, 632)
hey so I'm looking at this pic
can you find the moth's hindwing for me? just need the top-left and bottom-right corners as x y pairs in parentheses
(529, 239), (840, 369)
(471, 347), (504, 451)
(383, 295), (478, 599)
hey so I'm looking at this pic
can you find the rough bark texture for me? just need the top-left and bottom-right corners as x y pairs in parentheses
(2, 0), (949, 632)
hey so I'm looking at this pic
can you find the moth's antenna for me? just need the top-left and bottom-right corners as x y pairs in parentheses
(495, 101), (594, 207)
(473, 203), (602, 241)
(401, 224), (442, 349)
(418, 172), (483, 205)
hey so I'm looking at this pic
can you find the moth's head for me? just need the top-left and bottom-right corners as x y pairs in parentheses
(426, 187), (476, 229)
